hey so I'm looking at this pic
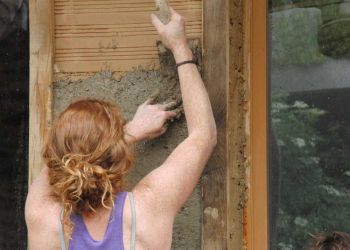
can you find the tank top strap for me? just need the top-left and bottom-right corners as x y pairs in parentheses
(58, 208), (67, 250)
(103, 191), (128, 245)
(128, 192), (136, 250)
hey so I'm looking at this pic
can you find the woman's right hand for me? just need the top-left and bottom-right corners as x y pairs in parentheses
(151, 7), (191, 61)
(124, 97), (178, 143)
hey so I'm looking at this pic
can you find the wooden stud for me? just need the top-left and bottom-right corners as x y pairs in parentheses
(29, 0), (55, 184)
(202, 0), (230, 249)
(202, 0), (253, 248)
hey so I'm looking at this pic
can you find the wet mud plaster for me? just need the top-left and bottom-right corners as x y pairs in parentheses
(53, 43), (202, 250)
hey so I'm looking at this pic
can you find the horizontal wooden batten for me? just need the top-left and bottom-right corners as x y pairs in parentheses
(55, 11), (201, 25)
(54, 59), (159, 73)
(55, 0), (201, 3)
(55, 29), (201, 38)
(55, 35), (200, 50)
(54, 3), (200, 13)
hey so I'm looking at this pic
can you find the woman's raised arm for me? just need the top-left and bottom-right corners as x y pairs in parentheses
(134, 7), (217, 219)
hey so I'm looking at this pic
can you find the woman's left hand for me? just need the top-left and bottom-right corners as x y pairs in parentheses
(124, 97), (179, 143)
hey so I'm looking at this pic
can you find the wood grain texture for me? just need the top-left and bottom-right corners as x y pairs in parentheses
(202, 0), (253, 249)
(201, 0), (229, 249)
(54, 0), (202, 73)
(245, 0), (268, 249)
(29, 0), (54, 184)
(202, 169), (227, 249)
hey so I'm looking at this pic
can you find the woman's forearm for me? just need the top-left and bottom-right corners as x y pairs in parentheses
(173, 45), (217, 142)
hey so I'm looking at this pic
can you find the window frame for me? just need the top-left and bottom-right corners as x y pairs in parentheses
(245, 0), (269, 249)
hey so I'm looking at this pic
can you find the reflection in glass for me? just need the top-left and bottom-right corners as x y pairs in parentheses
(269, 1), (350, 249)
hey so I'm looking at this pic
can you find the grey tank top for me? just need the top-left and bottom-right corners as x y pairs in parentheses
(58, 192), (136, 250)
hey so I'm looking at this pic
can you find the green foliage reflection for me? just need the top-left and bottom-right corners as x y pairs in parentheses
(271, 94), (350, 249)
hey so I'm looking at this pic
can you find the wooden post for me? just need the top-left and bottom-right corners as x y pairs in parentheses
(202, 0), (245, 248)
(202, 0), (229, 248)
(202, 0), (252, 249)
(28, 0), (54, 184)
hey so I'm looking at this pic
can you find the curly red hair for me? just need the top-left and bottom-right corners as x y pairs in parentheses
(43, 99), (133, 238)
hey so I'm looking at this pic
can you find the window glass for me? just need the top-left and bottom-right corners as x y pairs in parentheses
(269, 1), (350, 249)
(0, 0), (29, 249)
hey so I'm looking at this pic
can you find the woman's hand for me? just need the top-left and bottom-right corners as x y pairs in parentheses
(151, 7), (193, 63)
(124, 97), (179, 143)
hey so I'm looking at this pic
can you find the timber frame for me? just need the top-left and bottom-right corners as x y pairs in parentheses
(202, 0), (268, 249)
(29, 0), (54, 184)
(29, 0), (269, 249)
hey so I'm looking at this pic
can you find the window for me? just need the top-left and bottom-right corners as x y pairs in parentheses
(269, 1), (350, 249)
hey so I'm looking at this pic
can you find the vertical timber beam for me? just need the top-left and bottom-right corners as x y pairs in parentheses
(202, 0), (231, 249)
(202, 0), (252, 248)
(29, 0), (54, 184)
(246, 0), (268, 249)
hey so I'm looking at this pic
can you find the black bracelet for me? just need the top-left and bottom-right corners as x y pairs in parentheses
(176, 59), (198, 69)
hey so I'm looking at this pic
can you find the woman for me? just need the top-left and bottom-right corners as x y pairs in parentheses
(25, 7), (217, 250)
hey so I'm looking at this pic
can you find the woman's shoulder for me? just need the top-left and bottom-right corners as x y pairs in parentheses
(26, 206), (61, 250)
(26, 168), (62, 250)
(26, 167), (61, 230)
(125, 187), (174, 250)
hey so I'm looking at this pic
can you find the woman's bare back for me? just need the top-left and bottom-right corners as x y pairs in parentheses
(26, 168), (174, 250)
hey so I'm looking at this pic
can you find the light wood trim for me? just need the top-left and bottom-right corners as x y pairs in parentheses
(29, 0), (55, 184)
(246, 0), (268, 249)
